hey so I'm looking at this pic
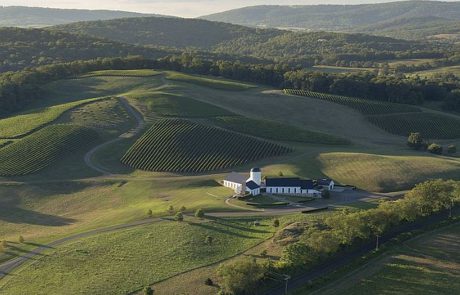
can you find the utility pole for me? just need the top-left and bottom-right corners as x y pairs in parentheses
(376, 235), (380, 251)
(284, 275), (291, 295)
(449, 199), (453, 218)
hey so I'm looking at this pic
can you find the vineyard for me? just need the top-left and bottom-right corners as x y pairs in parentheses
(0, 97), (106, 139)
(121, 119), (291, 172)
(284, 89), (421, 115)
(0, 124), (99, 176)
(210, 116), (350, 145)
(367, 113), (460, 139)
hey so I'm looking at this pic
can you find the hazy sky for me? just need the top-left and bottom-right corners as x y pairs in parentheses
(1, 0), (456, 17)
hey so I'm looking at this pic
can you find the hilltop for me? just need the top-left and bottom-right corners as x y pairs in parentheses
(202, 1), (460, 40)
(0, 6), (163, 27)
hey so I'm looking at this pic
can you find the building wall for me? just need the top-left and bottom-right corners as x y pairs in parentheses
(266, 186), (320, 196)
(223, 180), (243, 194)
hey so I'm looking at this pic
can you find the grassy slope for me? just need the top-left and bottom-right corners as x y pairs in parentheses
(0, 218), (274, 295)
(165, 71), (255, 90)
(412, 65), (460, 78)
(319, 222), (460, 295)
(0, 97), (104, 138)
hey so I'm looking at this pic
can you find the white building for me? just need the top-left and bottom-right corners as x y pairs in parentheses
(223, 168), (261, 196)
(265, 178), (321, 197)
(317, 179), (335, 191)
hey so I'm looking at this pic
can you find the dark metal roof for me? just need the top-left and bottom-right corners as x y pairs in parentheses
(251, 168), (261, 172)
(300, 180), (315, 189)
(246, 181), (260, 190)
(317, 179), (333, 185)
(265, 178), (301, 187)
(224, 172), (247, 184)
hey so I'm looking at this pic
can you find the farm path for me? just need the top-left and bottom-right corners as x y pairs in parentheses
(0, 217), (165, 281)
(83, 96), (145, 175)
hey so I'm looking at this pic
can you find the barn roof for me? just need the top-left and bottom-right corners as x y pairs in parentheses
(300, 180), (315, 190)
(224, 172), (247, 184)
(246, 181), (260, 190)
(317, 178), (333, 185)
(251, 168), (261, 173)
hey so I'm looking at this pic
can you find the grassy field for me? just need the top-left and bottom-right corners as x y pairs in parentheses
(127, 91), (234, 118)
(368, 112), (460, 139)
(0, 124), (99, 176)
(412, 65), (460, 78)
(165, 71), (255, 90)
(310, 65), (373, 73)
(210, 116), (350, 145)
(121, 119), (291, 173)
(0, 217), (274, 295)
(81, 69), (160, 77)
(0, 97), (105, 138)
(318, 152), (460, 192)
(317, 222), (460, 295)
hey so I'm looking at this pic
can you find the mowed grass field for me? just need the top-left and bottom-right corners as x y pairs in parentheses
(412, 65), (460, 78)
(0, 217), (275, 295)
(317, 222), (460, 295)
(165, 71), (255, 90)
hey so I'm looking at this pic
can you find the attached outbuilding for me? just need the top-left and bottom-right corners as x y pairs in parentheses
(246, 180), (261, 196)
(317, 179), (335, 191)
(223, 172), (247, 195)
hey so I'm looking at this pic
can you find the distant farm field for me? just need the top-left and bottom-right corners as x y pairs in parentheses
(210, 116), (350, 145)
(122, 119), (291, 172)
(0, 97), (105, 138)
(318, 152), (460, 192)
(367, 112), (460, 139)
(81, 69), (160, 77)
(0, 218), (274, 295)
(321, 222), (460, 295)
(413, 65), (460, 78)
(165, 72), (255, 90)
(0, 124), (99, 176)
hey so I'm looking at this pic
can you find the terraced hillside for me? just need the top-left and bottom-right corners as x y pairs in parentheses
(121, 119), (291, 173)
(0, 124), (99, 176)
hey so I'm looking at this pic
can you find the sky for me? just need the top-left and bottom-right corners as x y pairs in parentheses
(1, 0), (457, 17)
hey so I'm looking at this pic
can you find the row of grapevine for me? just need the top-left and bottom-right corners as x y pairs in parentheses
(367, 113), (460, 139)
(284, 89), (421, 115)
(0, 124), (99, 176)
(121, 119), (292, 173)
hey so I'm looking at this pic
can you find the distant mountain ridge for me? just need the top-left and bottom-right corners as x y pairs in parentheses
(201, 1), (460, 39)
(0, 6), (166, 27)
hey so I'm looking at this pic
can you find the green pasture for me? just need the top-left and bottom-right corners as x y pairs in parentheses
(165, 71), (255, 90)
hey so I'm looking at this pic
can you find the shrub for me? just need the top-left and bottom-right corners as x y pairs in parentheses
(273, 219), (280, 227)
(205, 236), (213, 245)
(427, 143), (443, 155)
(195, 209), (205, 218)
(167, 205), (174, 214)
(143, 286), (154, 295)
(278, 171), (284, 176)
(1, 240), (8, 248)
(448, 144), (457, 154)
(260, 249), (268, 257)
(147, 209), (153, 218)
(175, 212), (184, 222)
(179, 206), (187, 212)
(205, 278), (214, 286)
(18, 235), (24, 243)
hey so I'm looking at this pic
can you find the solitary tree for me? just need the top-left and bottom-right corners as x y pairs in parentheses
(278, 171), (284, 177)
(195, 209), (205, 219)
(428, 143), (443, 155)
(179, 206), (187, 212)
(273, 219), (280, 228)
(217, 258), (266, 295)
(175, 212), (184, 222)
(407, 132), (424, 150)
(205, 278), (214, 286)
(147, 209), (153, 218)
(143, 286), (154, 295)
(18, 235), (24, 244)
(167, 205), (174, 214)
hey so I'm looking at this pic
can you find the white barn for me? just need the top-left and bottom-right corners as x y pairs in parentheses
(265, 178), (321, 197)
(223, 168), (262, 196)
(317, 179), (335, 191)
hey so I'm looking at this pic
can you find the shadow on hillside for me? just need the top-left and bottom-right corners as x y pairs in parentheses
(0, 207), (75, 226)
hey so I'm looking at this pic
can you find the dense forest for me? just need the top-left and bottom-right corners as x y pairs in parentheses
(53, 17), (454, 68)
(0, 28), (174, 72)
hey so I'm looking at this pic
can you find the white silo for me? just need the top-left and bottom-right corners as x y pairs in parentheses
(249, 168), (262, 185)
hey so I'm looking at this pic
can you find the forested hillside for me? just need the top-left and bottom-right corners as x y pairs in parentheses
(0, 6), (156, 27)
(202, 1), (460, 40)
(0, 28), (173, 72)
(53, 17), (448, 68)
(54, 17), (282, 49)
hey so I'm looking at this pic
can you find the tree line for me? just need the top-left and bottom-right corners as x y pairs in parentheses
(1, 54), (459, 117)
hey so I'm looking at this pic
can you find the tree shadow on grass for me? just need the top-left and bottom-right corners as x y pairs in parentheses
(0, 207), (75, 226)
(189, 221), (264, 239)
(206, 216), (271, 234)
